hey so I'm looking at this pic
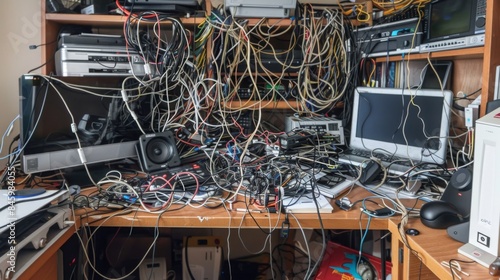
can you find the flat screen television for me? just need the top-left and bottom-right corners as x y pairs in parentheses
(424, 0), (486, 43)
(18, 75), (142, 175)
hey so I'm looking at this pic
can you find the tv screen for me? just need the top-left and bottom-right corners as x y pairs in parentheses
(19, 75), (142, 174)
(421, 61), (453, 90)
(425, 0), (486, 43)
(428, 0), (472, 41)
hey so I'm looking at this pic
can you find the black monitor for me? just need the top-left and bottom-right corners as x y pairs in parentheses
(424, 0), (486, 43)
(421, 61), (453, 90)
(18, 75), (141, 175)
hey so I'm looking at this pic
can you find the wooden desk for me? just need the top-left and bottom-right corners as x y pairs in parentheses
(389, 218), (497, 280)
(81, 187), (388, 230)
(19, 186), (496, 280)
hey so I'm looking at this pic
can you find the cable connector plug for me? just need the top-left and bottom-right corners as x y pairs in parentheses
(120, 90), (129, 102)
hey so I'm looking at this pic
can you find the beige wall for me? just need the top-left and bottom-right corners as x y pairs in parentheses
(0, 0), (41, 167)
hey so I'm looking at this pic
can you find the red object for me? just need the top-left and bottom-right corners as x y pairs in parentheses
(315, 241), (392, 280)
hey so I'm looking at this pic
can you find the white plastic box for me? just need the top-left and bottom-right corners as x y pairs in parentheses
(459, 107), (500, 268)
(224, 0), (296, 18)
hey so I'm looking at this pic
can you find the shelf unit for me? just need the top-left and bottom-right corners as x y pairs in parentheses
(33, 2), (500, 279)
(41, 0), (500, 116)
(372, 0), (500, 117)
(374, 47), (485, 63)
(41, 5), (206, 75)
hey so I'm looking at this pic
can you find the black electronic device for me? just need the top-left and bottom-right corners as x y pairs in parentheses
(278, 131), (314, 151)
(122, 0), (200, 14)
(136, 131), (181, 173)
(358, 159), (381, 185)
(125, 0), (198, 6)
(160, 162), (212, 187)
(420, 167), (472, 229)
(57, 33), (128, 49)
(18, 75), (141, 174)
(447, 221), (470, 243)
(420, 200), (464, 229)
(420, 0), (486, 52)
(421, 61), (453, 90)
(354, 18), (423, 57)
(440, 167), (473, 217)
(236, 49), (303, 73)
(122, 4), (197, 14)
(340, 87), (453, 173)
(423, 0), (486, 43)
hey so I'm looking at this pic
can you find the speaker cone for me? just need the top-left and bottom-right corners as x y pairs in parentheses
(136, 131), (181, 172)
(146, 138), (175, 164)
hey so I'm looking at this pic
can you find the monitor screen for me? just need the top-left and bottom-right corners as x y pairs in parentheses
(19, 75), (142, 174)
(428, 0), (472, 41)
(421, 61), (453, 90)
(350, 87), (453, 164)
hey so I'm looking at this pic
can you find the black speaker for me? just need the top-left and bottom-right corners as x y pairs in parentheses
(441, 167), (473, 217)
(420, 167), (473, 229)
(447, 221), (470, 243)
(136, 131), (181, 172)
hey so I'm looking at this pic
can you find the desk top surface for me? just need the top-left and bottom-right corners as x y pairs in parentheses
(388, 218), (497, 280)
(77, 186), (391, 229)
(73, 184), (498, 280)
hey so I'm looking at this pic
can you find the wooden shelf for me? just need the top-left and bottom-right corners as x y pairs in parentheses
(45, 13), (205, 26)
(223, 99), (301, 110)
(243, 18), (295, 26)
(374, 47), (484, 63)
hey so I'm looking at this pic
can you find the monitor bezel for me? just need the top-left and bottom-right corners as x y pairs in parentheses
(421, 61), (453, 90)
(425, 0), (478, 43)
(350, 87), (453, 165)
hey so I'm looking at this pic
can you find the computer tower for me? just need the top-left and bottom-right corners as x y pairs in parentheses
(459, 107), (500, 268)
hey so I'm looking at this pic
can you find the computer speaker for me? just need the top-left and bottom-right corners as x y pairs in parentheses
(136, 131), (181, 172)
(441, 167), (473, 217)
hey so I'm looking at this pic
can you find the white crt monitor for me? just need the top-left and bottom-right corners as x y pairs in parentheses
(350, 87), (453, 164)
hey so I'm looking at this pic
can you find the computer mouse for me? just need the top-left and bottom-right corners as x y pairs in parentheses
(420, 200), (463, 229)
